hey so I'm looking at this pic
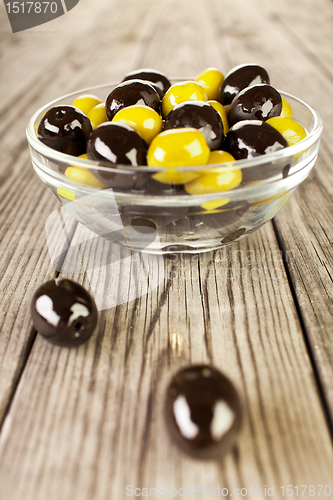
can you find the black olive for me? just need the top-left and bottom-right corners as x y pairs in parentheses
(165, 365), (242, 459)
(37, 105), (92, 156)
(223, 120), (288, 159)
(164, 101), (224, 150)
(223, 120), (289, 182)
(87, 121), (147, 172)
(220, 64), (270, 105)
(229, 84), (282, 126)
(122, 69), (171, 94)
(30, 279), (98, 347)
(105, 79), (161, 120)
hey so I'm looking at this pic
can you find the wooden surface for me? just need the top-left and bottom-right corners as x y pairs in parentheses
(0, 0), (332, 498)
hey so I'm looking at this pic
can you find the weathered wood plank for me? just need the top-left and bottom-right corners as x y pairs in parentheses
(246, 0), (333, 419)
(0, 0), (332, 499)
(208, 0), (333, 420)
(0, 164), (68, 422)
(0, 0), (166, 422)
(0, 0), (150, 106)
(0, 223), (331, 500)
(0, 0), (165, 179)
(250, 0), (333, 81)
(273, 166), (333, 419)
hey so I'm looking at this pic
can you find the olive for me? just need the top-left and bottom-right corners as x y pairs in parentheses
(185, 171), (238, 195)
(56, 187), (75, 201)
(71, 94), (103, 116)
(165, 365), (242, 459)
(197, 149), (240, 210)
(229, 84), (282, 126)
(266, 116), (307, 146)
(220, 64), (270, 105)
(207, 150), (236, 164)
(280, 98), (293, 118)
(112, 104), (163, 144)
(164, 101), (223, 150)
(195, 67), (224, 101)
(162, 81), (207, 118)
(87, 103), (108, 129)
(208, 100), (229, 134)
(105, 80), (161, 121)
(37, 105), (92, 156)
(185, 151), (241, 196)
(87, 122), (147, 169)
(223, 120), (288, 159)
(148, 82), (165, 100)
(30, 279), (98, 347)
(65, 155), (106, 188)
(122, 69), (171, 94)
(147, 128), (210, 184)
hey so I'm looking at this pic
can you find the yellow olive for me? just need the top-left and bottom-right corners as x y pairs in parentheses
(112, 105), (163, 144)
(185, 164), (242, 195)
(224, 104), (231, 114)
(185, 149), (240, 206)
(147, 128), (209, 184)
(206, 150), (235, 165)
(280, 98), (293, 118)
(87, 103), (108, 129)
(195, 68), (224, 101)
(57, 187), (75, 201)
(266, 116), (306, 146)
(251, 193), (281, 207)
(207, 100), (229, 134)
(201, 198), (230, 210)
(65, 154), (106, 188)
(162, 81), (207, 118)
(71, 95), (103, 116)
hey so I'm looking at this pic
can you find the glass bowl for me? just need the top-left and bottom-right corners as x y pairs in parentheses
(26, 81), (323, 254)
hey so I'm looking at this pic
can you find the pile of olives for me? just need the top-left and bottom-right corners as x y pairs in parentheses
(37, 65), (307, 201)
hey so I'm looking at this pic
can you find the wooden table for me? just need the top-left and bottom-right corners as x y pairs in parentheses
(0, 0), (332, 498)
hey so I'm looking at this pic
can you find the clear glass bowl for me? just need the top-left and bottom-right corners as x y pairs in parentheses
(26, 81), (323, 254)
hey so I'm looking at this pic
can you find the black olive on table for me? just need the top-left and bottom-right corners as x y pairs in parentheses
(165, 365), (242, 459)
(30, 279), (98, 347)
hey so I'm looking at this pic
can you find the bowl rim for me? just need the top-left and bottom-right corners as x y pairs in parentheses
(26, 80), (323, 176)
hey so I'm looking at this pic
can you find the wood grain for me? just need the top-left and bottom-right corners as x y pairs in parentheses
(0, 0), (332, 498)
(209, 0), (333, 420)
(0, 0), (168, 422)
(0, 223), (331, 500)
